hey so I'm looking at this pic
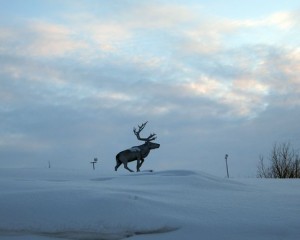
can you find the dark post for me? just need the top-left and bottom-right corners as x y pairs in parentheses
(225, 154), (229, 178)
(90, 158), (98, 170)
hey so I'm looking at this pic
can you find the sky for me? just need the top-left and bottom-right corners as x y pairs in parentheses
(0, 0), (299, 177)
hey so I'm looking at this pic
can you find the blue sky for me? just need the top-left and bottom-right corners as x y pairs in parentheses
(1, 0), (299, 176)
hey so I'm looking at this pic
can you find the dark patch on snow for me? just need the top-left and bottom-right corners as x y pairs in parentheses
(0, 226), (179, 240)
(153, 170), (197, 176)
(90, 177), (114, 182)
(124, 170), (197, 177)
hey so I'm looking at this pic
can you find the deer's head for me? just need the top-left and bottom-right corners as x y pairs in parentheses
(133, 121), (160, 149)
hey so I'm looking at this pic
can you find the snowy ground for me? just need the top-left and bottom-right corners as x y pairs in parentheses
(0, 168), (299, 240)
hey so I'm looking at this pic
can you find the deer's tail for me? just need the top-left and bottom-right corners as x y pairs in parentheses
(116, 153), (120, 162)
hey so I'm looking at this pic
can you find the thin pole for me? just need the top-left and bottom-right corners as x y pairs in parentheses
(90, 158), (98, 170)
(225, 154), (229, 178)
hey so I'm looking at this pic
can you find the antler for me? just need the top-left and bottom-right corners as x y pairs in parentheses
(133, 121), (157, 142)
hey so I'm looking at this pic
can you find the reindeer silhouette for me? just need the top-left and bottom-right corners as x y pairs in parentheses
(115, 122), (160, 172)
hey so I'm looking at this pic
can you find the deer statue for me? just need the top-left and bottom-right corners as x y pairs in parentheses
(115, 121), (160, 172)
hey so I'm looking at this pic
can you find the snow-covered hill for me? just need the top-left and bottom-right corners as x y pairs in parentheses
(0, 168), (299, 240)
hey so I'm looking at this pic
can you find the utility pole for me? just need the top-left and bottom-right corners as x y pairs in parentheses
(90, 158), (98, 170)
(225, 154), (229, 178)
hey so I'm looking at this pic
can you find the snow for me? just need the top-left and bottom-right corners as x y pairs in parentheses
(129, 147), (141, 152)
(0, 168), (299, 240)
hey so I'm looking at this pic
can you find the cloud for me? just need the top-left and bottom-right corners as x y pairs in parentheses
(236, 10), (300, 30)
(0, 22), (87, 58)
(1, 39), (298, 122)
(26, 21), (88, 57)
(181, 75), (269, 119)
(260, 47), (300, 107)
(0, 133), (50, 152)
(125, 3), (197, 29)
(1, 1), (300, 174)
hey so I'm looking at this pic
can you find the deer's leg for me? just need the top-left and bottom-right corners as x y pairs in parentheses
(136, 159), (141, 172)
(124, 162), (134, 172)
(115, 160), (122, 171)
(140, 159), (144, 169)
(137, 159), (144, 172)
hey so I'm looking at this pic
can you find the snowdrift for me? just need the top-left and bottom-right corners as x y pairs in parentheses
(0, 168), (299, 240)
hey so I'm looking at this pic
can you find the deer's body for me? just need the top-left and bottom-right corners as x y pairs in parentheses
(115, 122), (160, 172)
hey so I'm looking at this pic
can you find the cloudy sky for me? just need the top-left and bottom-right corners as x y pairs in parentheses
(1, 0), (299, 177)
